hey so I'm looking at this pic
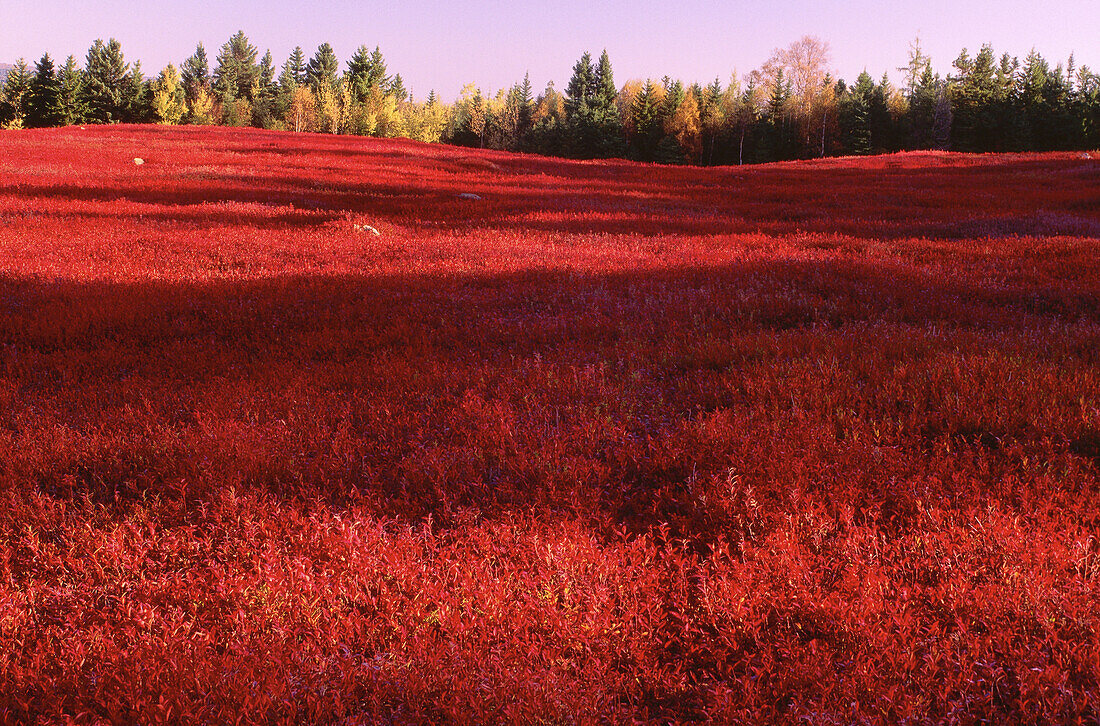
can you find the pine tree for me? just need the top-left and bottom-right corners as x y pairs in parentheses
(213, 31), (259, 102)
(57, 55), (87, 126)
(367, 47), (390, 92)
(564, 52), (594, 121)
(181, 43), (210, 109)
(284, 47), (307, 88)
(629, 79), (662, 160)
(390, 74), (407, 103)
(0, 59), (32, 128)
(121, 60), (150, 123)
(565, 50), (623, 158)
(306, 43), (339, 97)
(591, 50), (625, 156)
(346, 45), (389, 102)
(909, 63), (941, 149)
(81, 39), (129, 123)
(949, 44), (998, 151)
(839, 71), (873, 154)
(27, 53), (62, 128)
(252, 50), (278, 128)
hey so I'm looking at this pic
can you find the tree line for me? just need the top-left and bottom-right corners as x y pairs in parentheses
(2, 33), (1097, 163)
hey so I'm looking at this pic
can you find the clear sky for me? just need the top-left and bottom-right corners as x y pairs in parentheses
(2, 0), (1097, 100)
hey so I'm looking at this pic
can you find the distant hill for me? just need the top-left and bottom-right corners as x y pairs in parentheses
(0, 63), (12, 85)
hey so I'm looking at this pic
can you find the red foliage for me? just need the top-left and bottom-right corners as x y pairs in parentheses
(1, 125), (1099, 723)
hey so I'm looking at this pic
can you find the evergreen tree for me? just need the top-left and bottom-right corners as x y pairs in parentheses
(306, 43), (339, 97)
(346, 45), (389, 102)
(56, 55), (87, 126)
(564, 50), (623, 158)
(529, 81), (567, 156)
(870, 72), (898, 151)
(27, 53), (62, 128)
(839, 71), (874, 154)
(81, 39), (129, 123)
(368, 47), (390, 92)
(909, 63), (939, 148)
(181, 43), (210, 109)
(949, 44), (998, 151)
(628, 80), (662, 160)
(390, 74), (408, 103)
(121, 60), (151, 123)
(284, 47), (307, 88)
(252, 50), (278, 128)
(0, 59), (32, 128)
(213, 31), (259, 102)
(764, 67), (796, 159)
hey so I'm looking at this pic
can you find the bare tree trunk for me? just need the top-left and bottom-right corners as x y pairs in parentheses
(821, 111), (827, 157)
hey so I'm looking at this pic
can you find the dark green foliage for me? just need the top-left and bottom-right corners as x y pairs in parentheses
(181, 43), (210, 106)
(390, 74), (407, 103)
(280, 47), (306, 91)
(214, 31), (259, 102)
(252, 50), (279, 129)
(346, 46), (390, 102)
(57, 55), (87, 126)
(564, 50), (624, 158)
(839, 71), (873, 155)
(121, 60), (151, 123)
(306, 43), (339, 96)
(629, 79), (662, 161)
(80, 39), (129, 123)
(26, 53), (62, 128)
(0, 58), (32, 127)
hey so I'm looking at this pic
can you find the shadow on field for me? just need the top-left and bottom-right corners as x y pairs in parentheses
(2, 257), (1100, 536)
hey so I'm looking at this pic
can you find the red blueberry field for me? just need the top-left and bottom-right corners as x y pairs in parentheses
(1, 125), (1099, 723)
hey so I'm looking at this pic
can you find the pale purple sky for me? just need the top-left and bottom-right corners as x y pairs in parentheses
(2, 0), (1097, 100)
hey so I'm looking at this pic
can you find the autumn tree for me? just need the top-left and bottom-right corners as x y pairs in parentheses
(666, 86), (702, 162)
(152, 63), (186, 124)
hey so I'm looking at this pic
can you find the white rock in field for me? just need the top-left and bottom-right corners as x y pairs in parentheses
(133, 157), (144, 165)
(457, 192), (481, 200)
(353, 223), (381, 236)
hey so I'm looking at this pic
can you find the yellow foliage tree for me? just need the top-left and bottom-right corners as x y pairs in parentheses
(152, 63), (185, 125)
(285, 85), (317, 133)
(666, 88), (702, 163)
(189, 87), (215, 125)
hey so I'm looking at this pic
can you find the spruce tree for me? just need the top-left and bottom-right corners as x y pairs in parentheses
(839, 71), (873, 154)
(591, 50), (625, 156)
(213, 31), (259, 102)
(121, 60), (150, 123)
(307, 43), (339, 99)
(0, 59), (32, 128)
(27, 53), (62, 128)
(252, 50), (278, 128)
(390, 74), (407, 103)
(57, 55), (87, 126)
(629, 79), (662, 160)
(181, 43), (210, 106)
(81, 39), (129, 123)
